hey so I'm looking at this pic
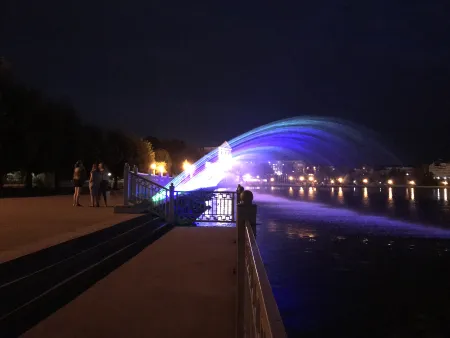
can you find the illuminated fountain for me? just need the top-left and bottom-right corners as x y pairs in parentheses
(157, 116), (398, 198)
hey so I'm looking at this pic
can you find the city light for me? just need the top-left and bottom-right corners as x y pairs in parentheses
(182, 160), (191, 172)
(387, 179), (393, 185)
(270, 177), (275, 182)
(442, 181), (448, 185)
(338, 177), (343, 183)
(289, 176), (294, 181)
(107, 173), (112, 177)
(299, 176), (305, 181)
(330, 179), (335, 184)
(158, 164), (165, 176)
(362, 178), (368, 184)
(308, 176), (314, 182)
(150, 163), (156, 175)
(409, 180), (416, 185)
(182, 160), (195, 177)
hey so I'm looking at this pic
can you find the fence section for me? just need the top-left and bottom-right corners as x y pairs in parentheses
(174, 190), (236, 223)
(242, 220), (286, 338)
(124, 164), (236, 223)
(126, 168), (170, 220)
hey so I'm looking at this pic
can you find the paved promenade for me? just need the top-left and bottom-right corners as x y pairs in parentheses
(0, 192), (138, 262)
(22, 227), (236, 338)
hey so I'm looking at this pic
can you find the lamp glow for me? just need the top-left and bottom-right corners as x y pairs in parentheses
(158, 165), (165, 177)
(409, 180), (416, 185)
(299, 176), (305, 181)
(362, 178), (368, 184)
(289, 176), (293, 181)
(387, 179), (393, 185)
(308, 176), (314, 182)
(338, 177), (343, 183)
(270, 177), (275, 182)
(150, 163), (156, 175)
(330, 179), (335, 184)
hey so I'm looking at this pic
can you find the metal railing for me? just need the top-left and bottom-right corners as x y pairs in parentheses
(174, 190), (236, 223)
(237, 193), (286, 338)
(123, 164), (236, 223)
(124, 164), (170, 219)
(242, 221), (286, 338)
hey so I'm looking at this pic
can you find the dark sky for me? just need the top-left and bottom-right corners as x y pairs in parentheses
(1, 1), (450, 163)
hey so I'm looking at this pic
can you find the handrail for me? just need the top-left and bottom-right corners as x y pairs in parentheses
(242, 220), (287, 338)
(129, 172), (168, 190)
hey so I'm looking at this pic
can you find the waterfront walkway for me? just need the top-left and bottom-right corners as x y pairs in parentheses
(22, 227), (236, 338)
(0, 192), (138, 262)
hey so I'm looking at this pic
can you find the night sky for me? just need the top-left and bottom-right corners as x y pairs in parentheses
(1, 1), (449, 163)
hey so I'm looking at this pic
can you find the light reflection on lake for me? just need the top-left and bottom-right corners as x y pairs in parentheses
(253, 187), (450, 337)
(258, 186), (450, 227)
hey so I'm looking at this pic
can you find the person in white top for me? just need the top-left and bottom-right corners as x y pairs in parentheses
(98, 162), (110, 207)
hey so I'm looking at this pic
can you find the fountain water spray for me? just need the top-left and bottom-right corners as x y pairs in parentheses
(155, 116), (399, 198)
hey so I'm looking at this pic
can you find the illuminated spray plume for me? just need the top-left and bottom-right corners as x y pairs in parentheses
(153, 117), (398, 199)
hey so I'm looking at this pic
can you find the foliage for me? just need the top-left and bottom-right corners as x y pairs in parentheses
(0, 62), (155, 188)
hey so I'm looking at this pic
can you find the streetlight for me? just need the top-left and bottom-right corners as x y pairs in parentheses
(337, 177), (343, 184)
(299, 176), (305, 181)
(308, 176), (314, 182)
(150, 163), (156, 175)
(409, 180), (416, 185)
(158, 164), (165, 177)
(289, 176), (293, 181)
(362, 178), (368, 184)
(387, 179), (393, 185)
(183, 160), (194, 178)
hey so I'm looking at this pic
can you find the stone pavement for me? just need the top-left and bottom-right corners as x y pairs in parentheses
(22, 227), (236, 338)
(0, 191), (138, 262)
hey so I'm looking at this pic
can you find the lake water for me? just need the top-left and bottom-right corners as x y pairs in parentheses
(253, 187), (450, 337)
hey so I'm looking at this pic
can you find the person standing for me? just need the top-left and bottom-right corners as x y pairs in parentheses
(73, 161), (85, 206)
(98, 162), (109, 207)
(89, 163), (102, 207)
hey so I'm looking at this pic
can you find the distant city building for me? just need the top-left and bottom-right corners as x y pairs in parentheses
(429, 161), (450, 179)
(376, 165), (414, 176)
(270, 160), (306, 175)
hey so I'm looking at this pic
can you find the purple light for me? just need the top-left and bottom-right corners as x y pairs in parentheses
(164, 117), (399, 192)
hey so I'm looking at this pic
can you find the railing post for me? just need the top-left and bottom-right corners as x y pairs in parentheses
(168, 183), (175, 224)
(123, 163), (129, 205)
(236, 190), (257, 338)
(129, 165), (137, 202)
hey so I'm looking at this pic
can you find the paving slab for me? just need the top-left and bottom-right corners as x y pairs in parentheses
(0, 192), (139, 262)
(22, 227), (236, 338)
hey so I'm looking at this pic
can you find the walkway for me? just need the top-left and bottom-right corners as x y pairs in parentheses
(22, 227), (236, 338)
(0, 192), (138, 262)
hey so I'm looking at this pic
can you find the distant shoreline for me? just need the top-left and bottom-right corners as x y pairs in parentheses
(245, 184), (447, 189)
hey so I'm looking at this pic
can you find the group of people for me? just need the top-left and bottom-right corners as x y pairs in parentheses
(73, 161), (110, 207)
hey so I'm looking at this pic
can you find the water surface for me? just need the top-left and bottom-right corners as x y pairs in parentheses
(254, 187), (450, 337)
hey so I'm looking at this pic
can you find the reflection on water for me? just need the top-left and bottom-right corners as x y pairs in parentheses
(337, 187), (344, 205)
(261, 186), (450, 227)
(254, 190), (450, 337)
(362, 187), (369, 206)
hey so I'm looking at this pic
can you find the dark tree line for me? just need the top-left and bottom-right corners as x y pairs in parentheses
(0, 58), (154, 189)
